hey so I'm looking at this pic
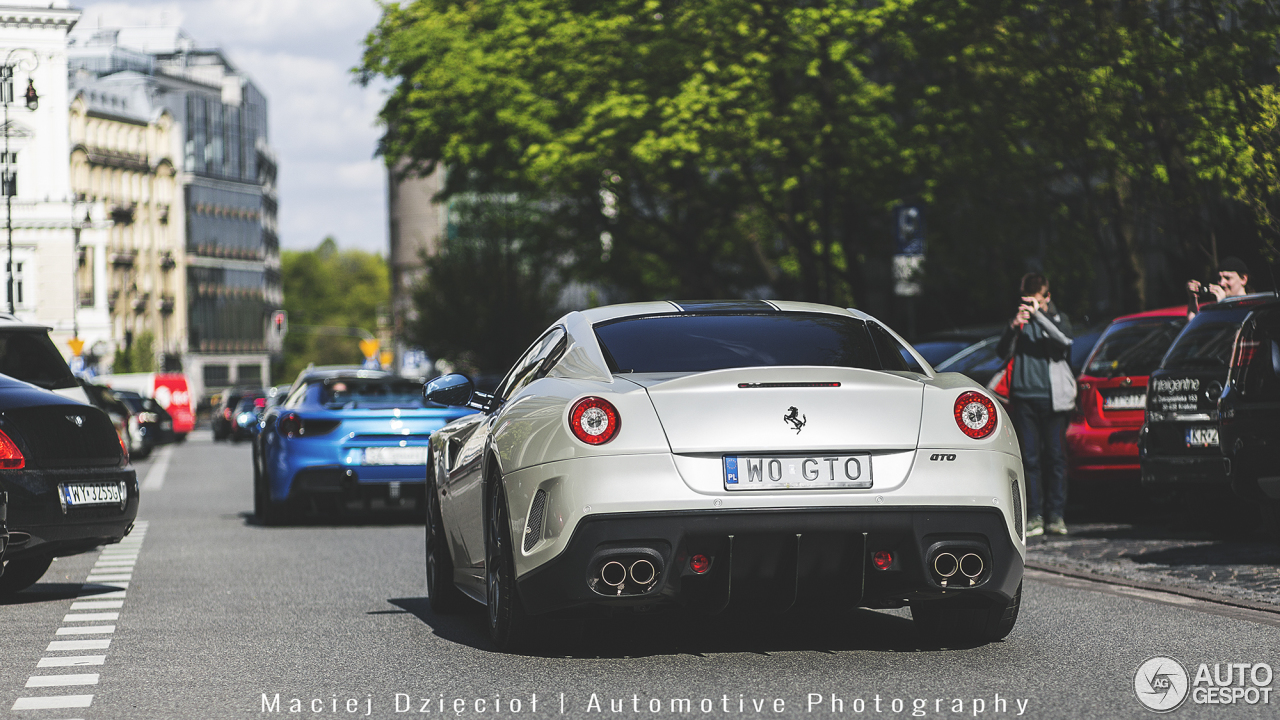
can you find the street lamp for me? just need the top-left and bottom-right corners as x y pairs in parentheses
(3, 48), (38, 315)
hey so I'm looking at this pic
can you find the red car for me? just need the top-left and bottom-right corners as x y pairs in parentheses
(1067, 306), (1188, 484)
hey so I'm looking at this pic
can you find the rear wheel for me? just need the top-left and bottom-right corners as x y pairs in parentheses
(911, 581), (1021, 644)
(486, 476), (528, 651)
(425, 462), (468, 614)
(254, 465), (286, 526)
(0, 556), (54, 595)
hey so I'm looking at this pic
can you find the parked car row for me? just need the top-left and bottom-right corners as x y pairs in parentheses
(0, 314), (139, 595)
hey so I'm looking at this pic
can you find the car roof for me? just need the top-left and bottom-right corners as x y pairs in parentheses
(1194, 292), (1278, 315)
(0, 313), (53, 332)
(577, 300), (854, 325)
(296, 368), (392, 384)
(1112, 305), (1188, 322)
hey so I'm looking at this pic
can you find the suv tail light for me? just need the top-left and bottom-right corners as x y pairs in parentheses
(954, 391), (998, 439)
(0, 428), (25, 469)
(569, 397), (620, 445)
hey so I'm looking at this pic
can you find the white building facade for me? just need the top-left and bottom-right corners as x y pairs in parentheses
(0, 2), (111, 360)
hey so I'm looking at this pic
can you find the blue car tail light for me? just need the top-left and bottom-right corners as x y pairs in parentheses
(278, 412), (341, 439)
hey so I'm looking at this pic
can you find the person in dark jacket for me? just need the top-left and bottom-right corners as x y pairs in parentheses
(997, 273), (1075, 536)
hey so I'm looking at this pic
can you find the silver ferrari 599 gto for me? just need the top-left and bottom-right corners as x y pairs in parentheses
(423, 300), (1025, 650)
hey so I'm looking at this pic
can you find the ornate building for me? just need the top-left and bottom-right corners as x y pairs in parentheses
(69, 78), (184, 368)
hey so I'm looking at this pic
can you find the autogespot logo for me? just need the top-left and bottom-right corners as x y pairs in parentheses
(1135, 656), (1190, 713)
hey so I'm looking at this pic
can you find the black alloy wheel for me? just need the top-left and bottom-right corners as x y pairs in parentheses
(425, 460), (468, 613)
(485, 475), (528, 651)
(910, 581), (1022, 645)
(0, 556), (54, 595)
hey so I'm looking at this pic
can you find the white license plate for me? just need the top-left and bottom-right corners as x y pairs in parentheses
(724, 454), (872, 490)
(1185, 426), (1219, 448)
(1103, 392), (1146, 410)
(60, 482), (124, 507)
(363, 446), (429, 466)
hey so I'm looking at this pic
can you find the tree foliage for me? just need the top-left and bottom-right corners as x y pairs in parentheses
(279, 238), (389, 382)
(361, 0), (1280, 332)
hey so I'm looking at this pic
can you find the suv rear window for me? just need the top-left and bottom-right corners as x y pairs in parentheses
(1085, 317), (1186, 377)
(1161, 307), (1254, 371)
(594, 313), (884, 374)
(0, 330), (78, 390)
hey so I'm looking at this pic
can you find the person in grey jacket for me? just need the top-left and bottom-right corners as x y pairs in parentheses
(996, 273), (1075, 536)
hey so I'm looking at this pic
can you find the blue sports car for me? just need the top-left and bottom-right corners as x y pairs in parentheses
(251, 369), (473, 523)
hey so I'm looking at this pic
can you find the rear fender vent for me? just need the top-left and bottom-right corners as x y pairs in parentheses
(524, 489), (547, 552)
(1010, 472), (1023, 539)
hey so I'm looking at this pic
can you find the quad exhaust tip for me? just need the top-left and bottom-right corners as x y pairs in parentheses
(629, 559), (656, 585)
(959, 553), (984, 579)
(933, 552), (958, 579)
(600, 561), (627, 587)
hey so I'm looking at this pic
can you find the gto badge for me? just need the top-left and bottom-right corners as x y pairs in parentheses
(66, 414), (84, 427)
(783, 406), (806, 434)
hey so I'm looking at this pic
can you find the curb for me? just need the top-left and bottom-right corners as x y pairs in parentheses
(1025, 559), (1280, 616)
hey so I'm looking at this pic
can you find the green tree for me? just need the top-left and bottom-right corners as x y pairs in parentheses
(111, 331), (156, 373)
(412, 195), (565, 375)
(279, 237), (390, 382)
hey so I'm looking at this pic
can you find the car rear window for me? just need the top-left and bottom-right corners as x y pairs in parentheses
(594, 313), (885, 373)
(319, 378), (425, 409)
(1161, 307), (1254, 371)
(1085, 317), (1186, 377)
(0, 330), (78, 390)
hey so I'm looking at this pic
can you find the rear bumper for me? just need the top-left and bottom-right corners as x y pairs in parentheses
(279, 465), (426, 510)
(2, 467), (139, 561)
(1066, 421), (1140, 476)
(515, 507), (1023, 616)
(1141, 455), (1227, 486)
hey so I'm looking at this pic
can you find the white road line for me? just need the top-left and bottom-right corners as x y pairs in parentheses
(37, 656), (106, 667)
(55, 626), (115, 635)
(141, 446), (172, 490)
(12, 694), (93, 710)
(69, 601), (123, 610)
(62, 613), (119, 622)
(94, 560), (136, 567)
(46, 640), (110, 652)
(84, 575), (132, 583)
(25, 675), (99, 688)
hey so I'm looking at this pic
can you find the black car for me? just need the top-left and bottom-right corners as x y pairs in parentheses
(115, 390), (176, 455)
(1219, 296), (1280, 528)
(230, 395), (265, 442)
(1140, 294), (1275, 489)
(0, 375), (139, 594)
(212, 386), (265, 441)
(81, 382), (140, 458)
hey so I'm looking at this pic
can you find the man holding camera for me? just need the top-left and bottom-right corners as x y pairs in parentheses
(997, 273), (1075, 537)
(1186, 257), (1249, 315)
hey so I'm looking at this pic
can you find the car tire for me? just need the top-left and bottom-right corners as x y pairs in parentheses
(911, 581), (1021, 644)
(254, 465), (286, 526)
(425, 464), (468, 614)
(0, 556), (55, 595)
(485, 475), (529, 651)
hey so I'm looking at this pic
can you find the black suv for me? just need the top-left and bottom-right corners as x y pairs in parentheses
(1140, 294), (1274, 488)
(1218, 296), (1280, 530)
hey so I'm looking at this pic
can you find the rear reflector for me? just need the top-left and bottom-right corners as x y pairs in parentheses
(689, 554), (710, 574)
(872, 550), (893, 570)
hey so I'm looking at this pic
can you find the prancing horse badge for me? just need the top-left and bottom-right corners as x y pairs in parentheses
(783, 406), (806, 434)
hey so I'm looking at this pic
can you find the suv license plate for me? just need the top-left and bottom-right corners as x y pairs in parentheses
(60, 482), (125, 507)
(724, 454), (872, 490)
(1185, 426), (1219, 448)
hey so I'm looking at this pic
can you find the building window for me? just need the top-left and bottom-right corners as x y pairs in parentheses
(203, 364), (230, 387)
(78, 246), (95, 307)
(237, 363), (262, 384)
(6, 261), (23, 308)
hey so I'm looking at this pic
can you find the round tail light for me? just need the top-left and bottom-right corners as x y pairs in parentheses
(568, 397), (620, 445)
(278, 412), (302, 438)
(954, 391), (998, 439)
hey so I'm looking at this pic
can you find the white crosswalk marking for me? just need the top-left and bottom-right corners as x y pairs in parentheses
(69, 600), (123, 610)
(46, 640), (111, 652)
(37, 656), (106, 667)
(25, 674), (99, 687)
(12, 694), (94, 710)
(55, 626), (115, 635)
(62, 613), (119, 622)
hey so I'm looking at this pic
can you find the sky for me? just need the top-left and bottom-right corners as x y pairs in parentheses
(75, 0), (390, 254)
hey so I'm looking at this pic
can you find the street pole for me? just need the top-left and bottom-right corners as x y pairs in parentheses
(2, 49), (39, 316)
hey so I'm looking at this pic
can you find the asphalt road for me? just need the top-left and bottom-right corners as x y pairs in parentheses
(3, 434), (1279, 719)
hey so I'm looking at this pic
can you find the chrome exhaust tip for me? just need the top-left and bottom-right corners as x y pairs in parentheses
(600, 561), (627, 587)
(629, 559), (656, 585)
(933, 552), (958, 578)
(959, 553), (984, 579)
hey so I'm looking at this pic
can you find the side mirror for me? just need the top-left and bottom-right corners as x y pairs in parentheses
(424, 374), (475, 407)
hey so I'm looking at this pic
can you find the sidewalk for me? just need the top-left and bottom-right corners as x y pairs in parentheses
(1026, 521), (1280, 611)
